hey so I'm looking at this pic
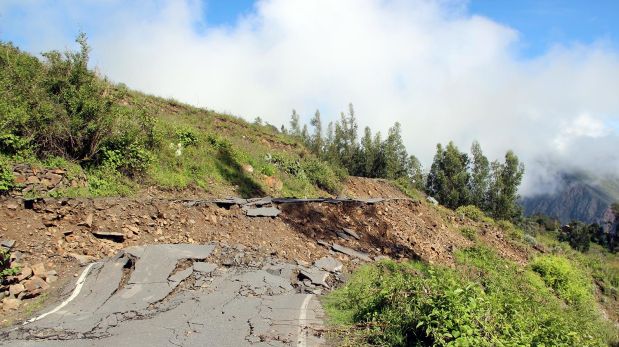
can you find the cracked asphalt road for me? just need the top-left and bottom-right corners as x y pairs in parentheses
(1, 244), (325, 346)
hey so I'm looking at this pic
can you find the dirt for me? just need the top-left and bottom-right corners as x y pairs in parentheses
(341, 177), (410, 199)
(0, 177), (530, 325)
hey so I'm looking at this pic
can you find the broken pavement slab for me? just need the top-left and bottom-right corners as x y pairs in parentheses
(245, 206), (281, 217)
(314, 257), (343, 273)
(1, 239), (16, 251)
(332, 243), (372, 262)
(299, 268), (330, 287)
(341, 228), (361, 240)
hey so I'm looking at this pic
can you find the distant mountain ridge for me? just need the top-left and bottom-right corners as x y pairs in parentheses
(521, 173), (619, 224)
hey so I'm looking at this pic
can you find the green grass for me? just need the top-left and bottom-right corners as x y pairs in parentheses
(0, 40), (347, 198)
(325, 247), (618, 346)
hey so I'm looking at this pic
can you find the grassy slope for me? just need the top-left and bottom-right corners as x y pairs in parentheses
(0, 41), (345, 198)
(325, 207), (619, 346)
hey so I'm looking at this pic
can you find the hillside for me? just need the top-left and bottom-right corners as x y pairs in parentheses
(522, 172), (619, 224)
(0, 39), (345, 200)
(1, 39), (619, 346)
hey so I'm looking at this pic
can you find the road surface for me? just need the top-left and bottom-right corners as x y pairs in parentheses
(1, 244), (326, 346)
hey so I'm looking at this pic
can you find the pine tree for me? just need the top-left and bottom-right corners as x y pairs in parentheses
(309, 110), (323, 155)
(301, 124), (310, 146)
(470, 141), (490, 209)
(289, 110), (301, 137)
(361, 126), (375, 177)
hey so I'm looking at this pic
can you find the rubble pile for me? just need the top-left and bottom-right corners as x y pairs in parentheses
(1, 240), (56, 311)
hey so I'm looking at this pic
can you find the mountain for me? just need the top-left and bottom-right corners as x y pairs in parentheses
(521, 172), (619, 224)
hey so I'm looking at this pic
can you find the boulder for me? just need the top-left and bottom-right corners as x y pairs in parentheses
(314, 257), (343, 273)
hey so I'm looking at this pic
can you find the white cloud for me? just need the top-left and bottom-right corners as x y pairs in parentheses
(2, 0), (619, 195)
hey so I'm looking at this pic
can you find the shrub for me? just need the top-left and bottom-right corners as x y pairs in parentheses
(459, 227), (477, 241)
(326, 248), (616, 346)
(301, 158), (342, 194)
(531, 255), (593, 306)
(524, 234), (538, 246)
(0, 134), (30, 155)
(100, 142), (152, 177)
(176, 128), (198, 147)
(0, 158), (14, 193)
(456, 205), (487, 222)
(497, 220), (524, 240)
(0, 249), (19, 281)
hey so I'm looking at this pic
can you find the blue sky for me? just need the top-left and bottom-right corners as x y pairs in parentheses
(4, 0), (618, 58)
(199, 0), (619, 57)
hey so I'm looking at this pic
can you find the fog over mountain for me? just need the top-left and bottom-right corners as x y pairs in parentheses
(2, 0), (618, 196)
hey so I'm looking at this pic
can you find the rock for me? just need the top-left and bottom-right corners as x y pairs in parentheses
(47, 173), (63, 186)
(193, 262), (217, 274)
(245, 207), (281, 217)
(299, 268), (330, 287)
(314, 257), (343, 273)
(0, 239), (16, 251)
(79, 213), (94, 227)
(9, 284), (25, 297)
(6, 203), (18, 210)
(332, 243), (372, 262)
(242, 164), (254, 174)
(91, 231), (125, 242)
(31, 263), (47, 279)
(23, 276), (49, 293)
(341, 228), (360, 240)
(426, 196), (439, 206)
(2, 298), (21, 310)
(46, 275), (58, 284)
(17, 266), (33, 281)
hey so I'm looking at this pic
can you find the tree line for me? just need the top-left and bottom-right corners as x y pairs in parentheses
(281, 104), (525, 221)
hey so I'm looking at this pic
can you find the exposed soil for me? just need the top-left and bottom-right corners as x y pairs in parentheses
(341, 177), (410, 199)
(0, 178), (530, 325)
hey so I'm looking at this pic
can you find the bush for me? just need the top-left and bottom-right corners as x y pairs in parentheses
(524, 234), (538, 246)
(456, 205), (487, 222)
(0, 159), (14, 193)
(531, 255), (593, 306)
(325, 248), (616, 346)
(301, 158), (342, 194)
(0, 249), (19, 281)
(176, 128), (198, 147)
(459, 227), (477, 241)
(269, 154), (343, 194)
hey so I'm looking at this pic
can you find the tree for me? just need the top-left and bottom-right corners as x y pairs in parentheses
(470, 141), (490, 209)
(409, 155), (424, 190)
(301, 124), (310, 146)
(360, 126), (375, 177)
(487, 150), (525, 220)
(289, 110), (301, 137)
(383, 122), (409, 179)
(559, 221), (595, 252)
(310, 110), (323, 155)
(253, 117), (263, 126)
(425, 142), (470, 209)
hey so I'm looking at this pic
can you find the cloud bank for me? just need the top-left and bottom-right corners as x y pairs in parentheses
(1, 0), (619, 195)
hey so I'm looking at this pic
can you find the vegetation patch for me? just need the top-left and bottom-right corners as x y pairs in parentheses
(325, 248), (617, 346)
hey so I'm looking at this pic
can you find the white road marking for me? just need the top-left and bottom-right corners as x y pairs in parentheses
(23, 262), (99, 325)
(297, 294), (314, 347)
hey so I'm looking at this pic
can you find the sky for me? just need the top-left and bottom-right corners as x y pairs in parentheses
(1, 0), (618, 195)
